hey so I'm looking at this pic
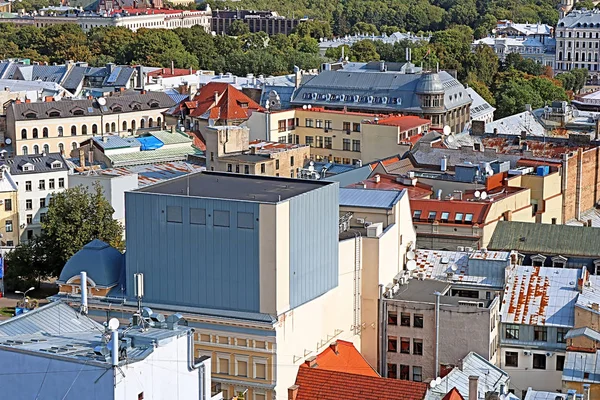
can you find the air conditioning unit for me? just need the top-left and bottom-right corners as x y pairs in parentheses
(523, 350), (532, 356)
(465, 247), (474, 252)
(446, 272), (454, 280)
(457, 246), (465, 251)
(356, 217), (365, 224)
(546, 352), (554, 357)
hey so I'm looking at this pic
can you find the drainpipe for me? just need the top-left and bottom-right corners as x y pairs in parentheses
(576, 148), (583, 220)
(378, 284), (385, 375)
(562, 153), (568, 222)
(434, 291), (441, 378)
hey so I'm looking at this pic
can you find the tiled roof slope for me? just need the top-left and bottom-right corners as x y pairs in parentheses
(442, 388), (465, 400)
(185, 82), (263, 120)
(294, 367), (428, 400)
(302, 340), (378, 377)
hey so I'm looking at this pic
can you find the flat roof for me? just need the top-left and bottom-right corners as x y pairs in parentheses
(136, 171), (334, 203)
(390, 278), (493, 307)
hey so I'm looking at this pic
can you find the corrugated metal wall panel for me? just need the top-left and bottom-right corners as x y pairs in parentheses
(125, 192), (260, 312)
(288, 183), (339, 308)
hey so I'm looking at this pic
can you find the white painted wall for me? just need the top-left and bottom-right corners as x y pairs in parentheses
(500, 346), (565, 394)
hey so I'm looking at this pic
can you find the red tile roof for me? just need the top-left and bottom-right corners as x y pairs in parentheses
(442, 388), (465, 400)
(186, 82), (263, 121)
(294, 367), (427, 400)
(147, 67), (195, 78)
(346, 174), (432, 200)
(410, 199), (491, 225)
(301, 341), (379, 377)
(375, 115), (431, 131)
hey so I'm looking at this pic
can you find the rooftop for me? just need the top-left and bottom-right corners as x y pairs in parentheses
(101, 161), (204, 188)
(410, 198), (491, 225)
(558, 9), (600, 28)
(339, 187), (405, 209)
(389, 279), (493, 308)
(2, 153), (68, 175)
(249, 140), (308, 154)
(345, 173), (433, 200)
(488, 221), (600, 258)
(524, 389), (567, 400)
(501, 265), (579, 327)
(563, 349), (600, 384)
(137, 171), (335, 203)
(576, 275), (600, 312)
(106, 146), (200, 168)
(466, 87), (495, 120)
(301, 340), (379, 377)
(92, 134), (141, 150)
(485, 111), (546, 137)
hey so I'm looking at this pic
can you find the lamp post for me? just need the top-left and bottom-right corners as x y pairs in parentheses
(15, 286), (34, 308)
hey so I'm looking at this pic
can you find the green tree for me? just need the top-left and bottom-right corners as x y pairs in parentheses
(227, 20), (250, 36)
(293, 20), (333, 39)
(574, 0), (594, 9)
(40, 184), (123, 277)
(466, 74), (496, 105)
(350, 40), (380, 61)
(42, 24), (91, 63)
(129, 28), (198, 68)
(468, 45), (499, 86)
(351, 22), (379, 36)
(88, 26), (135, 65)
(4, 237), (48, 291)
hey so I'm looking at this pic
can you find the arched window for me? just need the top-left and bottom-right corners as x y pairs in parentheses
(111, 122), (116, 132)
(140, 119), (145, 129)
(105, 123), (110, 133)
(58, 143), (64, 154)
(157, 117), (162, 128)
(22, 146), (28, 155)
(21, 129), (27, 139)
(559, 51), (563, 61)
(58, 126), (63, 137)
(43, 127), (48, 138)
(576, 53), (579, 62)
(92, 124), (98, 135)
(32, 128), (38, 138)
(122, 121), (127, 131)
(72, 142), (77, 150)
(149, 118), (154, 127)
(71, 125), (77, 136)
(33, 145), (39, 154)
(82, 125), (87, 135)
(131, 120), (136, 130)
(43, 144), (49, 154)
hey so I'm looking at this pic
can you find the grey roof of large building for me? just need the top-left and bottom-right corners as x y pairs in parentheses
(92, 134), (141, 150)
(14, 65), (67, 83)
(488, 221), (600, 257)
(565, 327), (600, 342)
(58, 239), (124, 288)
(0, 79), (70, 96)
(409, 141), (522, 169)
(466, 87), (495, 120)
(137, 171), (336, 203)
(1, 153), (69, 175)
(558, 9), (600, 29)
(9, 91), (175, 121)
(339, 187), (405, 209)
(563, 350), (600, 383)
(0, 301), (103, 337)
(291, 70), (471, 112)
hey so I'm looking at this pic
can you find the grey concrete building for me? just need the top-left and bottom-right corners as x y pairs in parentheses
(381, 278), (500, 383)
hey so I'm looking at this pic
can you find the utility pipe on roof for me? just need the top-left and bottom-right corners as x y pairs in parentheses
(434, 291), (441, 378)
(80, 271), (88, 315)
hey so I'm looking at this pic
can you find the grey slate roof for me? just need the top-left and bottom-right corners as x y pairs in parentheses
(9, 91), (175, 121)
(559, 9), (600, 28)
(565, 327), (600, 342)
(14, 65), (67, 83)
(409, 141), (522, 169)
(2, 153), (68, 175)
(339, 187), (405, 209)
(488, 221), (600, 258)
(61, 66), (87, 91)
(0, 301), (103, 337)
(291, 70), (471, 112)
(563, 350), (600, 383)
(58, 239), (125, 288)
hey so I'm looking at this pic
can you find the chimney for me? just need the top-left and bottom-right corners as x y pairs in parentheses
(140, 90), (146, 95)
(588, 219), (593, 227)
(305, 356), (317, 368)
(171, 60), (175, 75)
(288, 385), (299, 400)
(87, 95), (93, 100)
(374, 174), (381, 183)
(294, 67), (302, 89)
(578, 266), (589, 293)
(15, 99), (21, 104)
(111, 325), (119, 367)
(593, 303), (599, 311)
(25, 98), (31, 103)
(330, 341), (339, 354)
(468, 376), (479, 400)
(80, 271), (88, 314)
(79, 149), (85, 168)
(584, 384), (591, 400)
(88, 150), (94, 165)
(45, 96), (53, 102)
(379, 60), (386, 72)
(189, 66), (193, 74)
(595, 119), (600, 141)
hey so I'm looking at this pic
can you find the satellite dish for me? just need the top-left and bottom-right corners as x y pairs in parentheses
(446, 135), (454, 144)
(407, 250), (415, 260)
(481, 191), (488, 200)
(435, 377), (442, 385)
(573, 109), (579, 117)
(307, 104), (312, 109)
(107, 318), (119, 331)
(407, 259), (417, 271)
(303, 104), (307, 109)
(430, 380), (437, 389)
(97, 97), (107, 106)
(451, 264), (458, 272)
(443, 125), (451, 135)
(4, 138), (11, 145)
(474, 190), (481, 198)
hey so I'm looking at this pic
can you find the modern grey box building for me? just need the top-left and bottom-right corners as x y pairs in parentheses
(125, 171), (339, 315)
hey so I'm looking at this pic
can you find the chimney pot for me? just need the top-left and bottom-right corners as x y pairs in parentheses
(592, 303), (599, 311)
(305, 356), (317, 368)
(25, 98), (31, 103)
(80, 271), (88, 314)
(45, 96), (53, 102)
(288, 385), (299, 400)
(469, 376), (479, 400)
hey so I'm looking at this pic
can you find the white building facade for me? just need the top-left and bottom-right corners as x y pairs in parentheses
(555, 9), (600, 76)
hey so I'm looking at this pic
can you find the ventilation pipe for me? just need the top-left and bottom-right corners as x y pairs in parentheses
(108, 318), (120, 367)
(441, 156), (447, 172)
(469, 376), (479, 400)
(80, 271), (88, 314)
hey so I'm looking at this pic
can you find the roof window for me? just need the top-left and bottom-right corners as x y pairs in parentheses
(427, 211), (437, 222)
(441, 212), (450, 222)
(465, 213), (474, 223)
(455, 213), (464, 223)
(412, 210), (421, 220)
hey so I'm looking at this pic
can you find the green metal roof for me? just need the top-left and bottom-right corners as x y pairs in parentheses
(147, 130), (192, 146)
(488, 221), (600, 258)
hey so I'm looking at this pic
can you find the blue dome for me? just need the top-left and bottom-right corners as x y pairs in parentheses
(59, 239), (124, 287)
(416, 73), (444, 94)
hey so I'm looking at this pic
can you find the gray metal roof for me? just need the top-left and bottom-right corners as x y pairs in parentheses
(92, 135), (141, 150)
(0, 302), (103, 337)
(339, 187), (405, 209)
(409, 142), (522, 169)
(106, 146), (198, 167)
(563, 350), (600, 383)
(2, 153), (69, 175)
(565, 327), (600, 342)
(61, 66), (87, 91)
(13, 65), (67, 83)
(291, 70), (471, 112)
(58, 239), (124, 288)
(558, 9), (600, 28)
(524, 389), (566, 400)
(9, 91), (175, 121)
(466, 87), (495, 120)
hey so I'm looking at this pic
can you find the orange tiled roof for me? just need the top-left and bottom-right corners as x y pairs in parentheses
(187, 82), (263, 121)
(346, 174), (432, 200)
(375, 115), (431, 131)
(294, 367), (428, 400)
(147, 68), (195, 78)
(300, 341), (378, 377)
(442, 388), (465, 400)
(410, 198), (491, 225)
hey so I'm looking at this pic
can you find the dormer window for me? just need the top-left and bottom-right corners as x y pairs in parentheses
(22, 162), (34, 172)
(48, 110), (61, 118)
(111, 105), (123, 112)
(239, 102), (248, 108)
(24, 111), (37, 119)
(148, 101), (159, 108)
(71, 108), (85, 116)
(130, 102), (142, 110)
(51, 161), (62, 169)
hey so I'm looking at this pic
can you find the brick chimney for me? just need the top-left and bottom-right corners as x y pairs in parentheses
(44, 96), (53, 102)
(79, 149), (85, 168)
(25, 98), (31, 103)
(288, 385), (299, 400)
(305, 356), (317, 368)
(15, 99), (21, 104)
(592, 303), (599, 312)
(578, 266), (590, 293)
(469, 376), (478, 400)
(329, 341), (339, 354)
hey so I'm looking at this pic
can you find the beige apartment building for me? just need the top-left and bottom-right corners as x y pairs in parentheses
(204, 125), (310, 177)
(5, 91), (175, 156)
(247, 108), (431, 165)
(0, 167), (19, 247)
(506, 168), (563, 224)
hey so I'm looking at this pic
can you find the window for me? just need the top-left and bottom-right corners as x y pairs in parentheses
(71, 125), (77, 136)
(244, 165), (249, 174)
(343, 121), (351, 132)
(316, 119), (323, 128)
(6, 241), (12, 247)
(219, 358), (229, 374)
(138, 393), (144, 400)
(352, 139), (361, 152)
(387, 337), (397, 352)
(305, 136), (314, 146)
(400, 365), (409, 380)
(25, 181), (32, 192)
(556, 355), (565, 371)
(33, 145), (39, 154)
(40, 198), (46, 208)
(39, 180), (45, 190)
(324, 137), (332, 149)
(414, 314), (423, 328)
(190, 208), (206, 225)
(214, 210), (230, 227)
(49, 179), (55, 190)
(237, 212), (254, 229)
(275, 159), (280, 170)
(305, 118), (313, 127)
(4, 199), (11, 212)
(166, 206), (182, 223)
(82, 125), (88, 135)
(140, 119), (145, 129)
(148, 118), (153, 128)
(412, 366), (422, 382)
(43, 127), (49, 138)
(43, 144), (49, 154)
(32, 128), (38, 139)
(412, 210), (422, 221)
(21, 129), (27, 139)
(237, 360), (248, 377)
(58, 178), (64, 188)
(388, 363), (397, 379)
(534, 326), (547, 341)
(505, 351), (518, 367)
(40, 213), (47, 223)
(343, 139), (351, 151)
(401, 312), (411, 326)
(260, 163), (265, 174)
(25, 199), (32, 210)
(316, 136), (323, 148)
(413, 339), (423, 355)
(227, 164), (232, 172)
(441, 212), (449, 222)
(287, 118), (295, 130)
(278, 120), (286, 132)
(235, 165), (240, 173)
(290, 156), (294, 167)
(26, 214), (32, 224)
(400, 338), (410, 354)
(427, 211), (437, 222)
(58, 143), (64, 154)
(505, 324), (519, 340)
(353, 123), (360, 132)
(5, 220), (12, 233)
(465, 213), (474, 223)
(324, 120), (332, 130)
(533, 354), (546, 370)
(110, 122), (116, 132)
(255, 362), (266, 379)
(388, 312), (398, 325)
(58, 126), (63, 136)
(27, 230), (33, 240)
(557, 327), (568, 343)
(22, 146), (28, 155)
(455, 213), (464, 223)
